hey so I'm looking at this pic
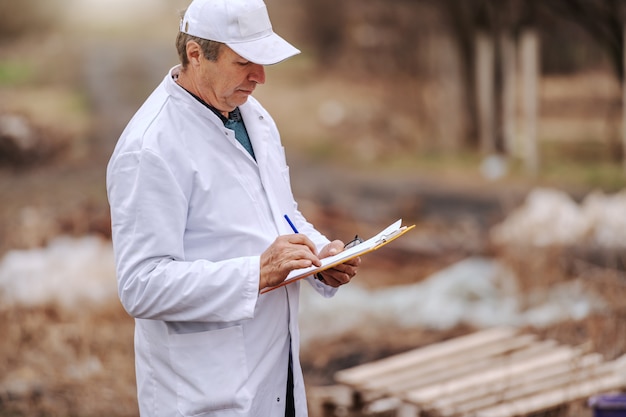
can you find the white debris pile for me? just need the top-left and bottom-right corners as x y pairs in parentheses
(0, 230), (608, 343)
(299, 257), (606, 344)
(583, 189), (626, 248)
(0, 235), (117, 309)
(491, 187), (626, 248)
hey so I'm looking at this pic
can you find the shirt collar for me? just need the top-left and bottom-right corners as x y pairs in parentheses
(172, 71), (242, 125)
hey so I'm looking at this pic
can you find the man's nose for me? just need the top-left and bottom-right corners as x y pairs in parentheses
(249, 63), (265, 85)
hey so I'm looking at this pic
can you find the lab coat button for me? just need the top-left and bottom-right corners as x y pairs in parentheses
(276, 397), (280, 402)
(259, 116), (264, 120)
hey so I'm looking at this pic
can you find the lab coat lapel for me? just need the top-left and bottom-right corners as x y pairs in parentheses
(244, 114), (268, 167)
(240, 104), (293, 236)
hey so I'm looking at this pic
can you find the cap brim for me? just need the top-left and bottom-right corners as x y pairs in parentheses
(227, 33), (300, 65)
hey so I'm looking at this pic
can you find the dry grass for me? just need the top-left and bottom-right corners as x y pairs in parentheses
(0, 303), (137, 417)
(1, 242), (624, 416)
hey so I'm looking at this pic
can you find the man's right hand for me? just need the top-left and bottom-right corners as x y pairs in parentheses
(259, 234), (321, 290)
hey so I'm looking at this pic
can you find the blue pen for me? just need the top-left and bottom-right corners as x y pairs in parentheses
(284, 214), (299, 234)
(285, 214), (326, 283)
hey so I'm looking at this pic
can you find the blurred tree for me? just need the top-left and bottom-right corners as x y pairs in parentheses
(539, 0), (625, 82)
(539, 0), (626, 169)
(436, 0), (485, 150)
(436, 0), (540, 172)
(298, 0), (626, 171)
(301, 0), (347, 64)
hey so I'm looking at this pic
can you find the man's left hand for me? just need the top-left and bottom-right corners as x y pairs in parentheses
(316, 240), (361, 287)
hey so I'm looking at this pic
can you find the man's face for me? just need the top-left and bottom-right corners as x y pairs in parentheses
(195, 46), (266, 113)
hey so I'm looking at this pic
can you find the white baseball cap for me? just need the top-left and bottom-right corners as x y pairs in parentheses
(179, 0), (300, 65)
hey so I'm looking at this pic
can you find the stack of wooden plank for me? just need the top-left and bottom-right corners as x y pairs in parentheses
(332, 327), (626, 417)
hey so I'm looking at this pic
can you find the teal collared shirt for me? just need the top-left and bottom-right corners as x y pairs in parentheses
(183, 89), (255, 160)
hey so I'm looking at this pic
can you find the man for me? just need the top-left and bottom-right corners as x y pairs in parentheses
(106, 0), (360, 416)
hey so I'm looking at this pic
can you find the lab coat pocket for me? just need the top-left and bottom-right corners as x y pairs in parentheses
(169, 325), (249, 416)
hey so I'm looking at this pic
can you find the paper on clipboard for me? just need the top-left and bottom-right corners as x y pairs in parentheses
(261, 219), (415, 294)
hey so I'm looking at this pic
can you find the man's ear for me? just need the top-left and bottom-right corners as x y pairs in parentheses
(186, 41), (202, 66)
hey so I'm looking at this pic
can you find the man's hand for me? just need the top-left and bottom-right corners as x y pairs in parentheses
(259, 234), (321, 290)
(315, 240), (361, 288)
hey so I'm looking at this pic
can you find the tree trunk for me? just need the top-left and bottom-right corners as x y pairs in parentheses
(476, 31), (496, 154)
(623, 23), (626, 175)
(520, 28), (539, 175)
(501, 32), (518, 158)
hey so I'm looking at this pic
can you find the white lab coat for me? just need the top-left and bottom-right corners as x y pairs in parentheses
(106, 66), (337, 417)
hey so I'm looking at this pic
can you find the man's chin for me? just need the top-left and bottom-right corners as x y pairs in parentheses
(231, 95), (251, 107)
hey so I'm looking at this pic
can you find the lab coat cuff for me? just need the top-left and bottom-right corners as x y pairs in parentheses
(307, 275), (337, 298)
(247, 255), (263, 299)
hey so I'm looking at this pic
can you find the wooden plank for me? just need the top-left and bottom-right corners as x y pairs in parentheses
(332, 330), (626, 417)
(371, 337), (552, 398)
(362, 334), (538, 393)
(334, 327), (518, 386)
(438, 354), (608, 416)
(475, 372), (626, 417)
(403, 345), (584, 404)
(396, 403), (420, 417)
(306, 385), (353, 417)
(432, 352), (604, 413)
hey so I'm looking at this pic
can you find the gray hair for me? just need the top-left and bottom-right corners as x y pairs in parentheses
(176, 31), (223, 67)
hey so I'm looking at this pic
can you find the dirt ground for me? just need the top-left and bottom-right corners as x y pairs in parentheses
(1, 156), (625, 417)
(1, 9), (626, 417)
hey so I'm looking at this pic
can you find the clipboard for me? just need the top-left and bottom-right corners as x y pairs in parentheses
(261, 219), (415, 294)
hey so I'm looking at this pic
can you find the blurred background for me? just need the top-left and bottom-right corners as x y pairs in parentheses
(0, 0), (625, 416)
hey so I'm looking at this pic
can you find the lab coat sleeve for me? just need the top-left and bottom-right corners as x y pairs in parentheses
(107, 148), (259, 323)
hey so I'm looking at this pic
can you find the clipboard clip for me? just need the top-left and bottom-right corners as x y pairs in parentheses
(377, 226), (407, 244)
